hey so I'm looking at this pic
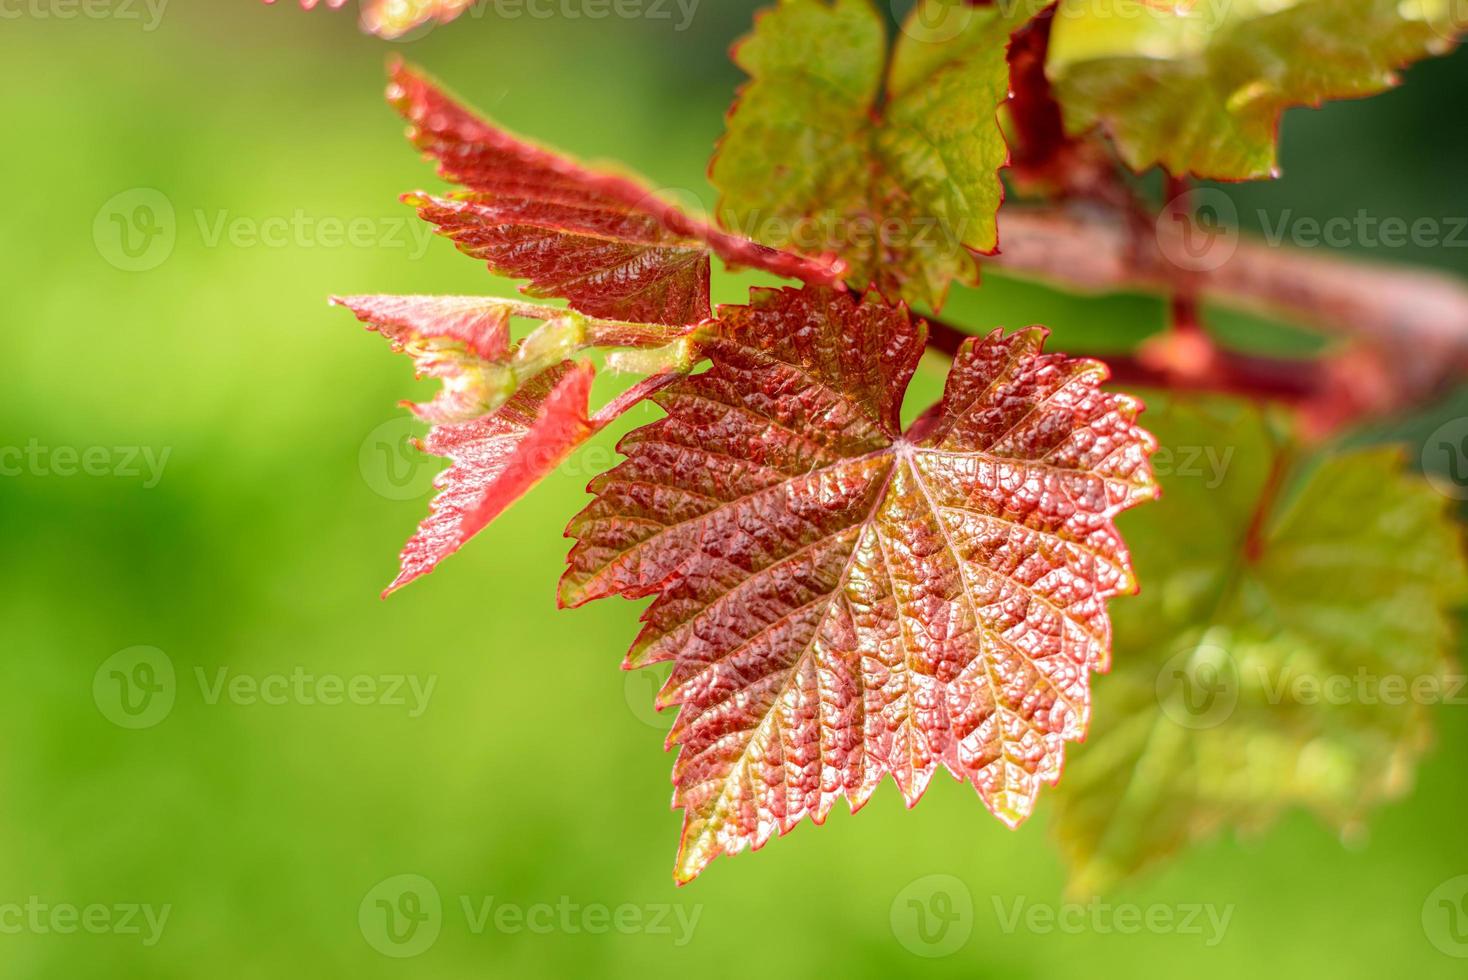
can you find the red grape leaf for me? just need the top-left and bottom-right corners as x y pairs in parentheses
(403, 191), (712, 328)
(390, 61), (842, 327)
(561, 285), (1158, 882)
(338, 290), (695, 593)
(388, 360), (597, 596)
(334, 294), (516, 424)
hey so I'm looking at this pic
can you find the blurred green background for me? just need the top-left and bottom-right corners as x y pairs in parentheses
(4, 2), (1468, 977)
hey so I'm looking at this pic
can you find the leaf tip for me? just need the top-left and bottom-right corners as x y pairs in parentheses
(554, 575), (591, 611)
(385, 57), (420, 97)
(672, 835), (716, 886)
(979, 783), (1037, 830)
(383, 557), (431, 599)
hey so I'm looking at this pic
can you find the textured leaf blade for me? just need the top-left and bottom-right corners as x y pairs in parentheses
(333, 293), (511, 361)
(562, 285), (1157, 881)
(711, 0), (1038, 309)
(1052, 400), (1468, 892)
(404, 192), (712, 327)
(338, 289), (687, 592)
(390, 62), (713, 326)
(389, 61), (839, 324)
(1048, 0), (1467, 179)
(389, 361), (597, 595)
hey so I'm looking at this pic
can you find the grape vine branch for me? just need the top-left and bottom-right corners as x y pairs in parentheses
(294, 0), (1468, 886)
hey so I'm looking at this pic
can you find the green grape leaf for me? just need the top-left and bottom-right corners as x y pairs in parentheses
(1047, 0), (1467, 180)
(710, 0), (1042, 310)
(1053, 399), (1468, 893)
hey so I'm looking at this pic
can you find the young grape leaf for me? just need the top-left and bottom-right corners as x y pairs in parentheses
(390, 359), (597, 596)
(1047, 0), (1467, 180)
(561, 284), (1158, 882)
(402, 191), (712, 329)
(337, 290), (706, 591)
(341, 63), (787, 594)
(710, 0), (1042, 310)
(266, 0), (474, 39)
(334, 294), (515, 423)
(390, 61), (842, 327)
(1052, 400), (1468, 893)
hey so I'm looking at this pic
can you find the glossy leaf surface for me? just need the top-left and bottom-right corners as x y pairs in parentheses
(391, 62), (841, 326)
(390, 62), (714, 326)
(562, 285), (1158, 881)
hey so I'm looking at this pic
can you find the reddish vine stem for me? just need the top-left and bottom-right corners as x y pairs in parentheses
(1243, 442), (1298, 563)
(923, 315), (1326, 405)
(988, 9), (1466, 431)
(1004, 8), (1068, 184)
(1161, 175), (1207, 341)
(1002, 4), (1128, 205)
(1143, 176), (1224, 384)
(982, 202), (1468, 427)
(991, 204), (1468, 371)
(936, 5), (1372, 424)
(1105, 350), (1324, 404)
(592, 371), (685, 427)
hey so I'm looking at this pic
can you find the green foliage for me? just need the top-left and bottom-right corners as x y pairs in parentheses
(1048, 0), (1468, 179)
(711, 0), (1039, 309)
(1054, 400), (1468, 891)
